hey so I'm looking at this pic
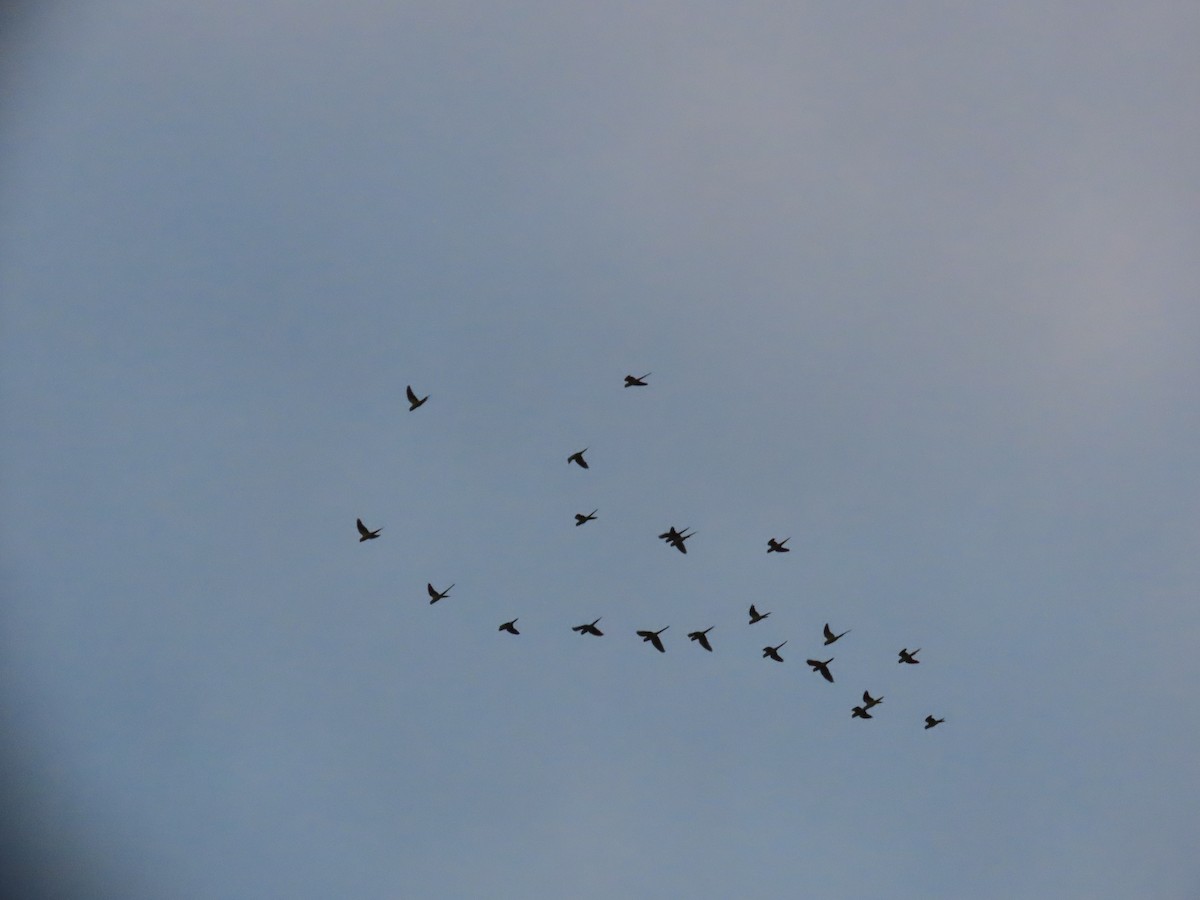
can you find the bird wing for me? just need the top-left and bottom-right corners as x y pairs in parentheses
(427, 583), (437, 598)
(650, 635), (665, 652)
(357, 518), (370, 537)
(698, 634), (712, 651)
(406, 385), (420, 404)
(823, 624), (834, 641)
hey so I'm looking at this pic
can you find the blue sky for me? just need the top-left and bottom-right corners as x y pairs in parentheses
(3, 3), (1199, 897)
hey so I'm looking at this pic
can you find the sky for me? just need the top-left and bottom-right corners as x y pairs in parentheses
(2, 3), (1199, 897)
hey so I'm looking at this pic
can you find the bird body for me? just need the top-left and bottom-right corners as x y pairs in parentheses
(762, 641), (788, 662)
(499, 619), (520, 635)
(898, 648), (921, 664)
(567, 449), (589, 469)
(687, 627), (714, 651)
(851, 706), (873, 719)
(623, 373), (651, 387)
(636, 626), (669, 653)
(427, 582), (454, 604)
(766, 537), (790, 553)
(806, 657), (835, 682)
(925, 715), (945, 729)
(862, 690), (883, 709)
(574, 509), (598, 526)
(823, 623), (850, 645)
(572, 618), (603, 636)
(406, 385), (428, 410)
(356, 518), (382, 542)
(748, 604), (771, 624)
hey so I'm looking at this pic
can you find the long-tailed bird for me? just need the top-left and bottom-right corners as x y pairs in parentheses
(806, 657), (835, 683)
(687, 627), (714, 651)
(823, 623), (850, 645)
(636, 626), (669, 653)
(924, 715), (945, 730)
(658, 526), (695, 554)
(356, 518), (382, 542)
(572, 618), (603, 636)
(427, 582), (454, 604)
(499, 619), (520, 635)
(766, 537), (790, 553)
(567, 448), (589, 469)
(851, 705), (873, 719)
(574, 509), (598, 526)
(762, 641), (788, 662)
(748, 604), (771, 624)
(898, 648), (921, 664)
(623, 373), (651, 387)
(406, 385), (428, 411)
(862, 690), (884, 710)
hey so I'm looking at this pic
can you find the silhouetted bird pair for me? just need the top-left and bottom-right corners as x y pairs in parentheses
(658, 526), (695, 554)
(851, 691), (884, 719)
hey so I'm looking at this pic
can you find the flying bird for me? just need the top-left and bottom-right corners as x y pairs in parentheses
(924, 715), (945, 730)
(862, 690), (884, 709)
(574, 509), (598, 526)
(499, 619), (520, 635)
(427, 582), (454, 604)
(567, 448), (589, 469)
(636, 626), (669, 653)
(898, 648), (921, 664)
(851, 706), (873, 719)
(658, 526), (695, 554)
(687, 627), (714, 652)
(356, 518), (382, 542)
(748, 604), (771, 624)
(406, 385), (428, 411)
(766, 537), (791, 553)
(823, 623), (850, 645)
(762, 641), (788, 662)
(806, 657), (835, 683)
(572, 618), (604, 637)
(623, 373), (651, 387)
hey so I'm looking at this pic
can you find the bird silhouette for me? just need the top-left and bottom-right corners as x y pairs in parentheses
(762, 640), (788, 662)
(748, 604), (771, 624)
(499, 619), (520, 635)
(862, 690), (884, 709)
(687, 627), (714, 651)
(823, 623), (850, 645)
(806, 657), (835, 683)
(406, 385), (428, 411)
(574, 509), (598, 526)
(567, 449), (589, 469)
(924, 715), (945, 729)
(572, 618), (604, 636)
(898, 648), (921, 664)
(766, 537), (790, 553)
(658, 526), (695, 554)
(427, 582), (454, 604)
(851, 705), (873, 719)
(623, 373), (651, 387)
(356, 518), (382, 542)
(636, 626), (669, 653)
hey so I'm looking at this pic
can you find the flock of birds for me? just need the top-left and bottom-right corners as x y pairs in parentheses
(359, 377), (946, 731)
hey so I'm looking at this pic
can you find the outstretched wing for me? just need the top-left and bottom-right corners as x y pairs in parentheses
(357, 518), (370, 537)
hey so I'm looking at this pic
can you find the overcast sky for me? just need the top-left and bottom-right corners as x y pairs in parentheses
(3, 3), (1199, 898)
